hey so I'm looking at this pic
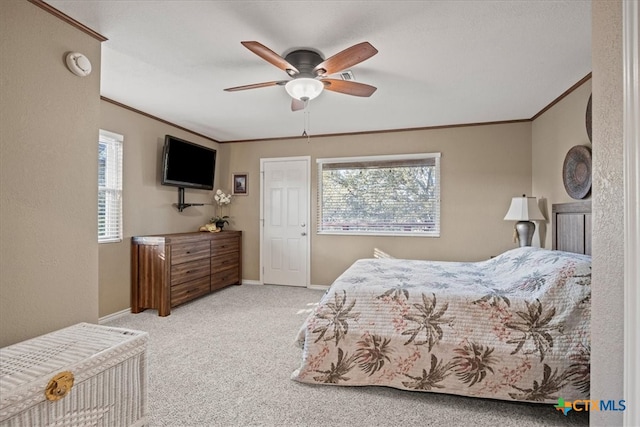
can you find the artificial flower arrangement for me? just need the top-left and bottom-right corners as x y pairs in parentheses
(211, 189), (232, 226)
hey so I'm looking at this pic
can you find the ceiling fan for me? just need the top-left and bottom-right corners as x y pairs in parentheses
(224, 41), (378, 111)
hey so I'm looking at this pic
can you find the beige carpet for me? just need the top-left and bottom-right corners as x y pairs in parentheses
(105, 284), (589, 427)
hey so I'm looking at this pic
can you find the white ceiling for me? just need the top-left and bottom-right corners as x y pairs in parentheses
(46, 1), (591, 142)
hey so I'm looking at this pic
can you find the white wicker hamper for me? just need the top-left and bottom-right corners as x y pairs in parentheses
(0, 323), (148, 427)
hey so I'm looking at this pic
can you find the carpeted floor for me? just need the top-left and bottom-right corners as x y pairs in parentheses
(105, 284), (589, 427)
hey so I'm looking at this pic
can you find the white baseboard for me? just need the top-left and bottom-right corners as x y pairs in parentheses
(308, 284), (330, 291)
(99, 308), (130, 324)
(98, 283), (327, 324)
(243, 279), (328, 290)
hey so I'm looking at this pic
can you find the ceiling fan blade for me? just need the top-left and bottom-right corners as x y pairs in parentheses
(291, 98), (305, 111)
(313, 42), (378, 76)
(224, 81), (287, 92)
(322, 79), (377, 97)
(241, 41), (299, 75)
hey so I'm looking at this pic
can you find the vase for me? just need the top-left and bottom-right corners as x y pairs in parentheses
(215, 220), (226, 230)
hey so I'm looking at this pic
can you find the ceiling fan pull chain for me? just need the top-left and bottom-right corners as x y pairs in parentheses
(302, 103), (311, 143)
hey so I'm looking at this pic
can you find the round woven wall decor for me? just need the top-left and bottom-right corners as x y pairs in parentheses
(563, 145), (592, 199)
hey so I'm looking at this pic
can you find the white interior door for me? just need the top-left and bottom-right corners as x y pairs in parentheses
(261, 157), (310, 287)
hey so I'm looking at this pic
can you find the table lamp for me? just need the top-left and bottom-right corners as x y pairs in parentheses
(504, 195), (545, 246)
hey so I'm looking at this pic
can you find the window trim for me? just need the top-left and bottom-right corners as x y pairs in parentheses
(98, 129), (123, 244)
(316, 152), (441, 237)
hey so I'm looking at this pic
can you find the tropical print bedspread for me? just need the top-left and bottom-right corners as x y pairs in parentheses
(292, 247), (591, 403)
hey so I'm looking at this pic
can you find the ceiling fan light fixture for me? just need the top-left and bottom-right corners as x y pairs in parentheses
(285, 78), (324, 101)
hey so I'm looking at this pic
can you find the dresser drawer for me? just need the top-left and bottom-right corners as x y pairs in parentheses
(171, 276), (210, 307)
(211, 251), (239, 272)
(171, 258), (210, 285)
(171, 241), (210, 265)
(211, 236), (239, 256)
(211, 269), (239, 290)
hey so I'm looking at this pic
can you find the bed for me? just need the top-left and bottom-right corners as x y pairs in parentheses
(292, 202), (591, 404)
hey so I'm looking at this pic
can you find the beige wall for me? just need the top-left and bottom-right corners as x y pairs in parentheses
(591, 1), (624, 426)
(96, 104), (531, 313)
(1, 6), (628, 421)
(0, 5), (628, 421)
(0, 1), (101, 346)
(98, 100), (227, 317)
(98, 77), (595, 311)
(532, 80), (592, 248)
(227, 122), (532, 286)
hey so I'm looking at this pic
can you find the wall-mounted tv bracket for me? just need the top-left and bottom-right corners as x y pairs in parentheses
(175, 187), (204, 212)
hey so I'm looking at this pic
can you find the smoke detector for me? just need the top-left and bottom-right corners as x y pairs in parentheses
(65, 52), (92, 77)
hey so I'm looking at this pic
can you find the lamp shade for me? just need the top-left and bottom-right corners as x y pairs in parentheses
(504, 196), (545, 221)
(285, 78), (324, 101)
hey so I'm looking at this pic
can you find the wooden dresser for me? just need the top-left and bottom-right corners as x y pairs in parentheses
(131, 231), (242, 316)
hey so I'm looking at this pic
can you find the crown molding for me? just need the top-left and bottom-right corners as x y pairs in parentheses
(100, 97), (220, 144)
(28, 0), (107, 42)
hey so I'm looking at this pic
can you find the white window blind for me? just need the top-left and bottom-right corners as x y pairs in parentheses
(317, 153), (441, 236)
(98, 130), (123, 243)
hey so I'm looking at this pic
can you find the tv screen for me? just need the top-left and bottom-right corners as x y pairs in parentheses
(161, 135), (216, 190)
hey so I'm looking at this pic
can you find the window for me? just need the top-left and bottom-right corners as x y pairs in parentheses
(98, 130), (123, 243)
(317, 153), (440, 236)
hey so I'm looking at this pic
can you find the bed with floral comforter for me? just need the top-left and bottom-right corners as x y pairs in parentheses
(292, 247), (590, 403)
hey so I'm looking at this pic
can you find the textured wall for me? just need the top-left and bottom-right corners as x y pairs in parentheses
(591, 1), (624, 426)
(0, 1), (101, 346)
(96, 106), (531, 312)
(98, 100), (223, 317)
(532, 79), (592, 248)
(226, 122), (533, 286)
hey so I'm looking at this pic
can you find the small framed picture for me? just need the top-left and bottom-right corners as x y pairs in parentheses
(232, 173), (248, 195)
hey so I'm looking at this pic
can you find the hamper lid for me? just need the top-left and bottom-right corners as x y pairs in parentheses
(0, 323), (147, 417)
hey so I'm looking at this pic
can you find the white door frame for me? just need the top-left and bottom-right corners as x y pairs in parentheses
(623, 1), (639, 425)
(259, 156), (311, 287)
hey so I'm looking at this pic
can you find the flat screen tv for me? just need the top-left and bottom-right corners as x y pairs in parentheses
(161, 135), (216, 190)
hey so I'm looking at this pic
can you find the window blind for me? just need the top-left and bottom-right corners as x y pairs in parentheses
(317, 153), (441, 236)
(98, 130), (123, 243)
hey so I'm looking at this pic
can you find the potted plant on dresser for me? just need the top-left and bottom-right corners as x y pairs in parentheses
(211, 189), (232, 229)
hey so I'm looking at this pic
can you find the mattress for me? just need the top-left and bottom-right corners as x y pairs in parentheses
(292, 247), (591, 403)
